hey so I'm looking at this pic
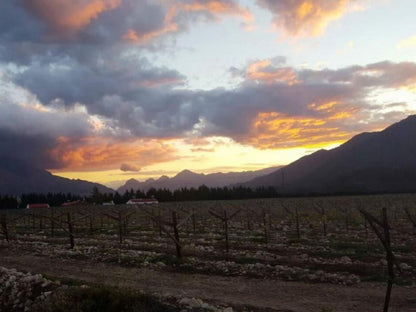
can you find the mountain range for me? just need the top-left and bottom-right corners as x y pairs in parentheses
(243, 115), (416, 194)
(0, 157), (113, 196)
(117, 167), (280, 193)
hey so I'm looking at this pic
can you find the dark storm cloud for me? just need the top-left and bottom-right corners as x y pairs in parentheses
(12, 53), (185, 105)
(0, 90), (94, 169)
(0, 1), (44, 42)
(0, 130), (60, 169)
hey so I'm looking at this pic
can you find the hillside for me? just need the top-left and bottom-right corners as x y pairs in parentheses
(244, 115), (416, 194)
(0, 157), (113, 196)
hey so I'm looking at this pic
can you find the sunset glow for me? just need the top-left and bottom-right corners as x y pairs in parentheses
(1, 0), (416, 188)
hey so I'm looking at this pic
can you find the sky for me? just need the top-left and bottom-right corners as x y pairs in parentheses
(1, 0), (416, 189)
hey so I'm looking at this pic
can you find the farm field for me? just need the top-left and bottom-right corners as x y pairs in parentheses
(1, 194), (416, 312)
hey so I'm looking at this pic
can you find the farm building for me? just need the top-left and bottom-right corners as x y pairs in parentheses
(102, 201), (115, 206)
(126, 198), (158, 205)
(61, 200), (82, 207)
(26, 203), (50, 209)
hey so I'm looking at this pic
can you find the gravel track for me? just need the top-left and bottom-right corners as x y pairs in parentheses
(1, 248), (416, 312)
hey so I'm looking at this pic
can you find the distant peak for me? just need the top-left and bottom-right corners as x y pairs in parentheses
(158, 175), (170, 181)
(175, 169), (198, 178)
(126, 178), (138, 183)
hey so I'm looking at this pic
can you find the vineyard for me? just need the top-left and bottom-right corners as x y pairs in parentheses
(1, 194), (416, 311)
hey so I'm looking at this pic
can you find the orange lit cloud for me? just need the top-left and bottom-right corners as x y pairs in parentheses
(49, 136), (178, 171)
(247, 60), (300, 85)
(257, 0), (359, 37)
(183, 0), (254, 22)
(308, 100), (357, 120)
(122, 24), (178, 43)
(123, 1), (254, 43)
(122, 6), (178, 43)
(246, 112), (353, 149)
(24, 0), (122, 38)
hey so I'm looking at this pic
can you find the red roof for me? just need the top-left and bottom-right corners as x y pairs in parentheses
(27, 203), (50, 209)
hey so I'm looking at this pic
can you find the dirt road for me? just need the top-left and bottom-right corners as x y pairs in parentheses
(0, 249), (415, 312)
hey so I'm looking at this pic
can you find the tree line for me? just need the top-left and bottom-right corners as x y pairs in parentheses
(0, 185), (279, 209)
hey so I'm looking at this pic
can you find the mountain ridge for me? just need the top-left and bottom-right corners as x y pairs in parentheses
(0, 157), (113, 196)
(243, 115), (416, 194)
(117, 166), (280, 193)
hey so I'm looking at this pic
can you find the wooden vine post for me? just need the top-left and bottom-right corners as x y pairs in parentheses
(67, 212), (74, 249)
(42, 211), (90, 249)
(171, 210), (181, 258)
(50, 207), (55, 237)
(142, 205), (194, 259)
(281, 200), (301, 240)
(403, 206), (416, 234)
(0, 214), (9, 241)
(191, 207), (197, 234)
(339, 203), (350, 233)
(313, 201), (328, 236)
(245, 208), (253, 231)
(103, 208), (136, 244)
(209, 206), (241, 253)
(262, 208), (270, 244)
(358, 205), (400, 312)
(0, 212), (28, 242)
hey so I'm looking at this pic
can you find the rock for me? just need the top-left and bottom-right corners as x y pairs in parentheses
(340, 256), (352, 264)
(179, 297), (203, 308)
(400, 263), (412, 270)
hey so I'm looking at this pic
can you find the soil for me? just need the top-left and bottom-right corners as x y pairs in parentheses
(1, 248), (415, 312)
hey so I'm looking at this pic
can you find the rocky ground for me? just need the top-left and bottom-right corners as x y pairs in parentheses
(1, 197), (416, 311)
(1, 246), (416, 312)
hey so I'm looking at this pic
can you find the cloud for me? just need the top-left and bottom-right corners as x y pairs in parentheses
(246, 60), (301, 85)
(256, 0), (358, 37)
(6, 56), (416, 170)
(397, 34), (416, 49)
(183, 0), (253, 21)
(1, 2), (415, 173)
(0, 79), (95, 169)
(9, 0), (252, 47)
(120, 163), (141, 172)
(191, 147), (215, 153)
(11, 53), (185, 105)
(50, 137), (178, 171)
(2, 59), (415, 171)
(246, 112), (353, 149)
(120, 0), (255, 43)
(23, 0), (123, 39)
(191, 60), (416, 148)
